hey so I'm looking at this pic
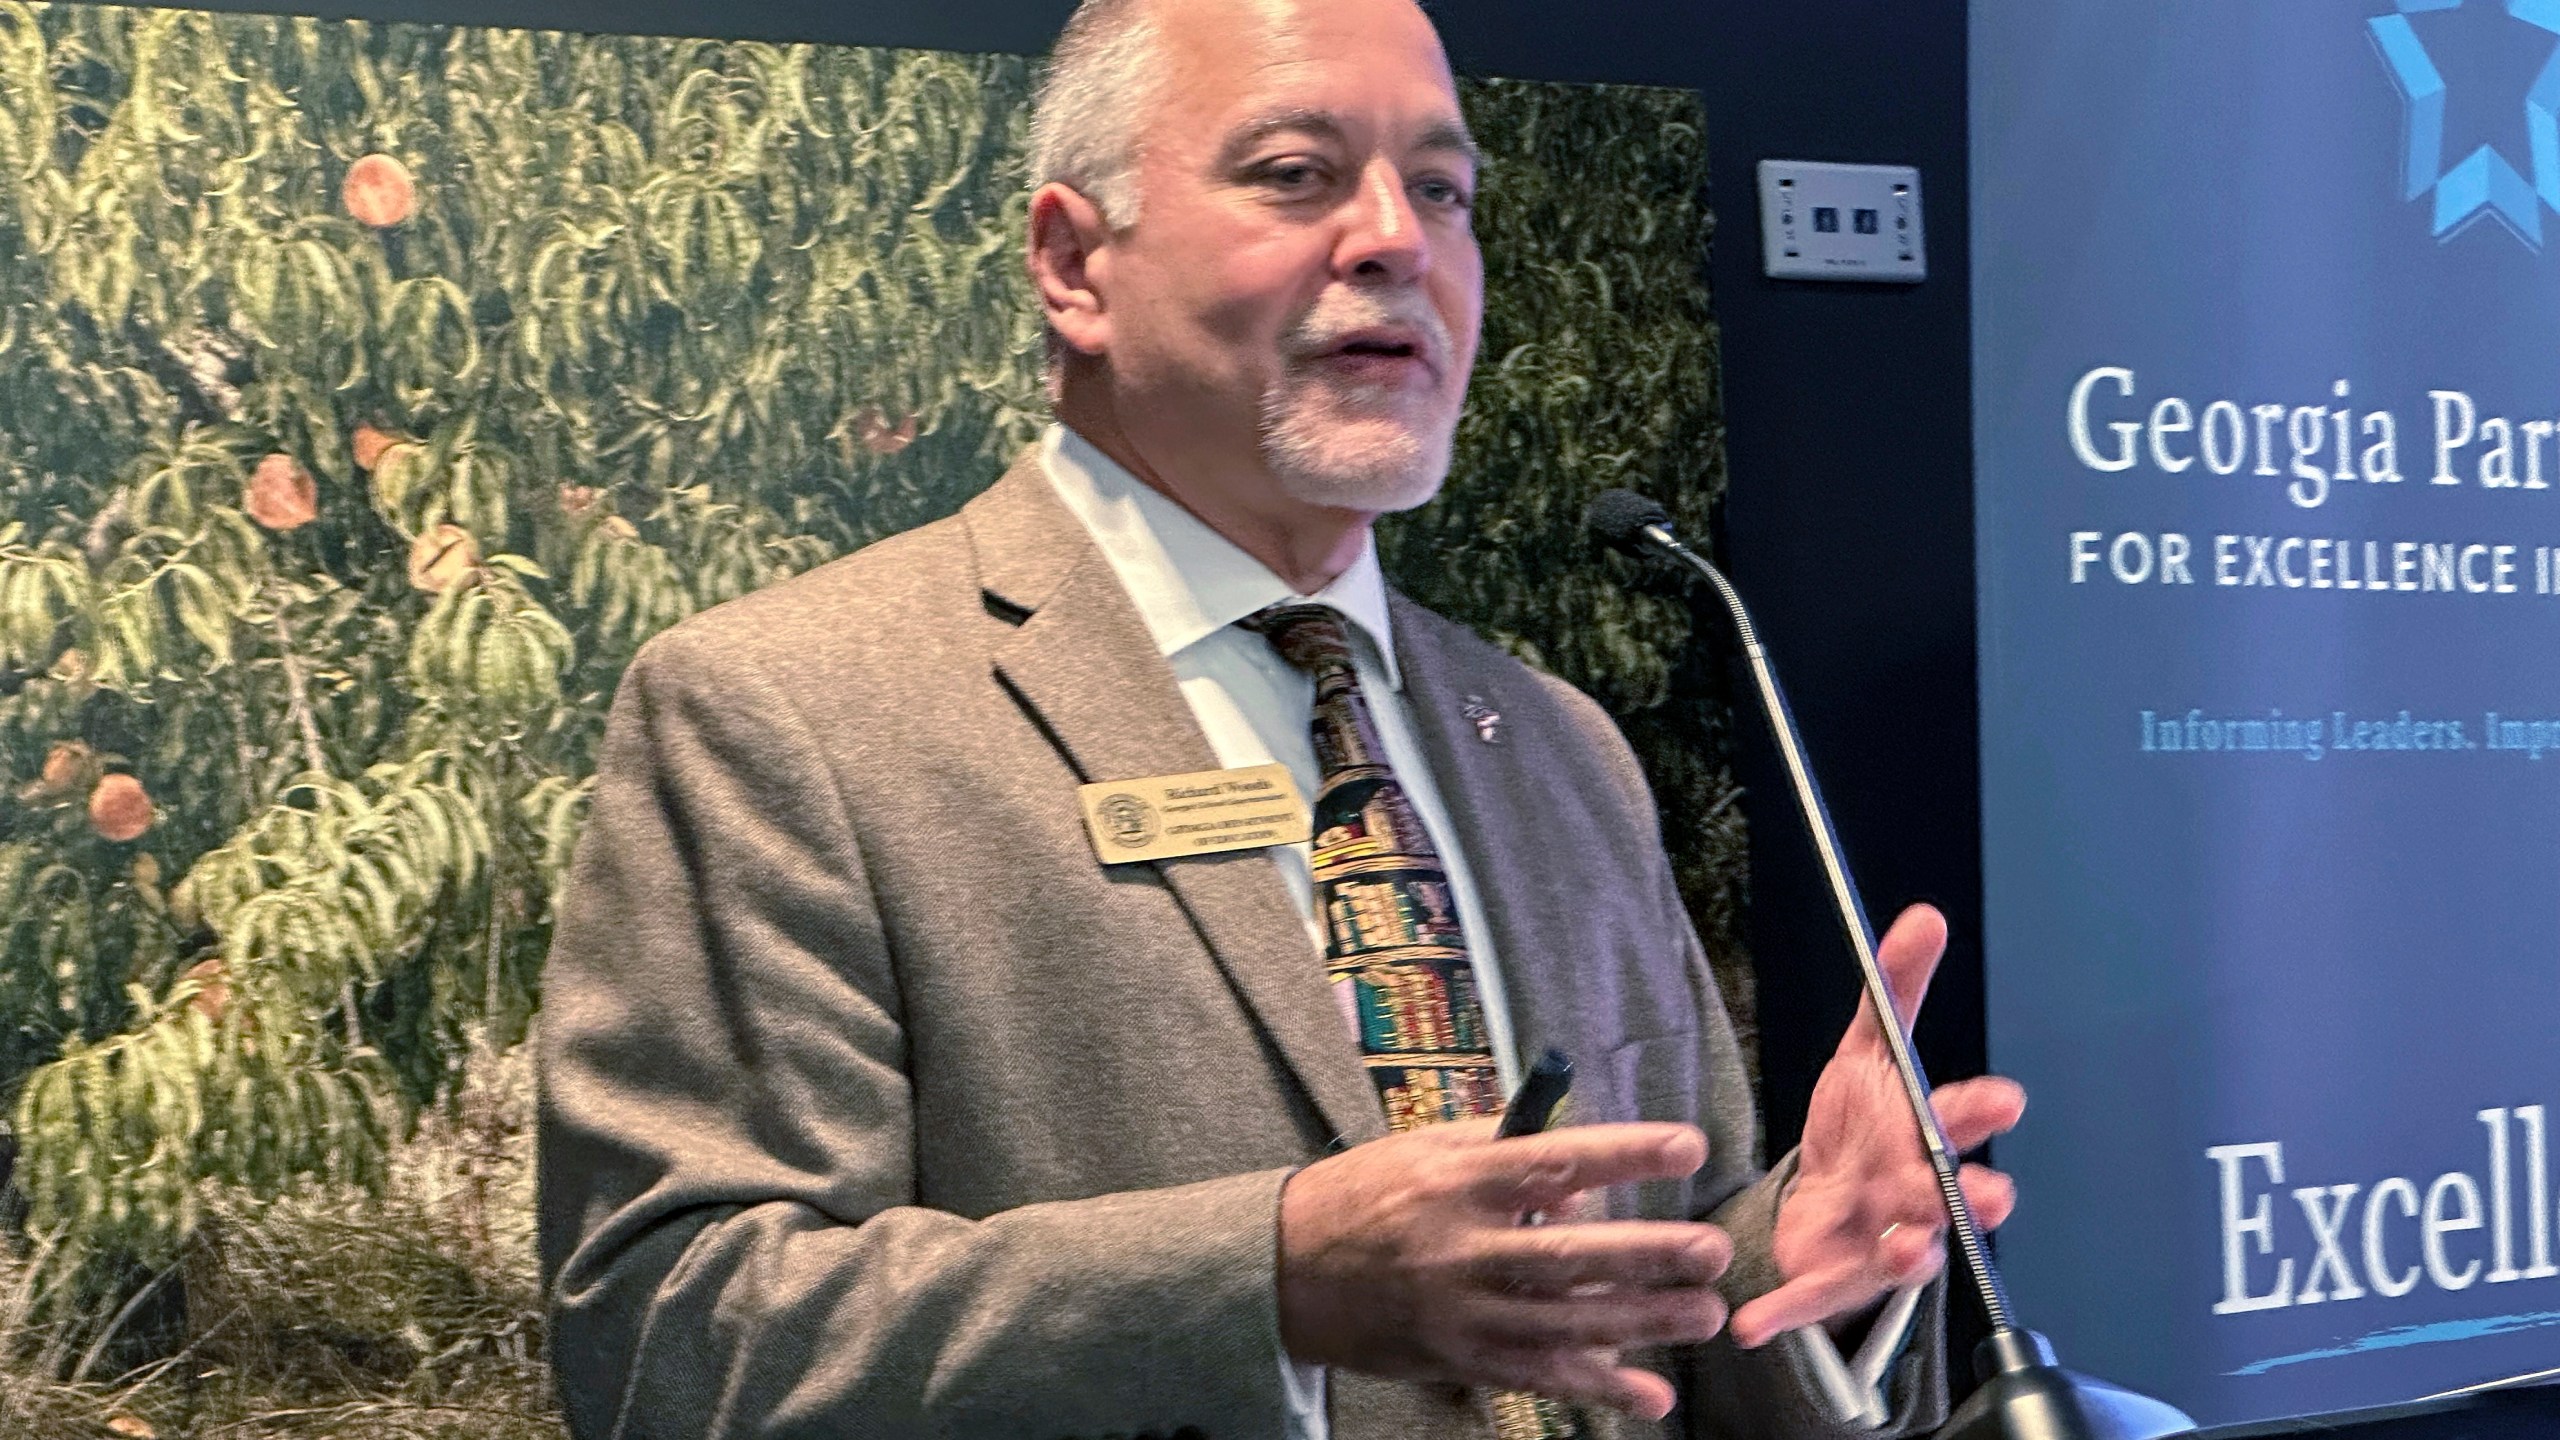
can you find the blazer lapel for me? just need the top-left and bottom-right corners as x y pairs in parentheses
(1388, 594), (1602, 1075)
(964, 458), (1386, 1151)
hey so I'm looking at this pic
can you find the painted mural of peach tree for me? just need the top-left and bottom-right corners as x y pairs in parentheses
(0, 1), (1043, 1286)
(0, 1), (1736, 1313)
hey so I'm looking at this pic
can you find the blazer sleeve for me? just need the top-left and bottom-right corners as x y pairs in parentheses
(536, 626), (1294, 1440)
(1552, 673), (1951, 1440)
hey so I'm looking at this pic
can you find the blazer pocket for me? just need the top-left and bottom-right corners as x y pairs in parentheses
(1606, 1030), (1700, 1220)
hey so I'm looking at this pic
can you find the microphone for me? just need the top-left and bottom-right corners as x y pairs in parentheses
(1583, 489), (1675, 551)
(1585, 489), (2192, 1440)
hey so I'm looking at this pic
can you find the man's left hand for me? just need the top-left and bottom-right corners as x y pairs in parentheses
(1728, 903), (2027, 1348)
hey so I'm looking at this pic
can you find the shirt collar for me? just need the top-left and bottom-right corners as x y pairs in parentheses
(1040, 424), (1403, 689)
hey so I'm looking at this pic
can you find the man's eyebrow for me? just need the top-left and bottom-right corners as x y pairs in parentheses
(1215, 108), (1348, 169)
(1416, 119), (1483, 167)
(1213, 107), (1484, 169)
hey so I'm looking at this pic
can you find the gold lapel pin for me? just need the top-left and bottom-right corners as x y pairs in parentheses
(1462, 695), (1502, 744)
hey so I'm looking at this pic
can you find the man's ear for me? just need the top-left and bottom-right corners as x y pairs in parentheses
(1029, 182), (1115, 361)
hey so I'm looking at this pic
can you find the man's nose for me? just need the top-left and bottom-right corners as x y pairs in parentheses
(1336, 159), (1429, 285)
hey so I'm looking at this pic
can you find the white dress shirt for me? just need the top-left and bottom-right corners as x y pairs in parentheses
(1040, 423), (1915, 1435)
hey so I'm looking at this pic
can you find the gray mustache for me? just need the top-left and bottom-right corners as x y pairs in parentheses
(1285, 291), (1451, 368)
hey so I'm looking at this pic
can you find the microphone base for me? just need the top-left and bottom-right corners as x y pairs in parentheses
(1935, 1330), (2196, 1440)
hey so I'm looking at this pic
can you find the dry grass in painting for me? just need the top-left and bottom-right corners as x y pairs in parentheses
(0, 1034), (562, 1440)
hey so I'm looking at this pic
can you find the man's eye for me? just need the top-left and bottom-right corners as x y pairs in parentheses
(1416, 177), (1474, 209)
(1256, 160), (1326, 190)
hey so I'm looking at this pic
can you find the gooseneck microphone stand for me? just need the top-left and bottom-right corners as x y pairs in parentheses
(1585, 490), (2194, 1440)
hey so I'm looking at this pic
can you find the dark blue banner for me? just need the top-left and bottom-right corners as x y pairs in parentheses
(1974, 0), (2560, 1423)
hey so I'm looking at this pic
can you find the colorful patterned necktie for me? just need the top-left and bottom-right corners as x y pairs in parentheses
(1246, 603), (1586, 1440)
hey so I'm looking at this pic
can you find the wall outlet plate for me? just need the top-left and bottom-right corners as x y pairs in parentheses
(1757, 160), (1925, 282)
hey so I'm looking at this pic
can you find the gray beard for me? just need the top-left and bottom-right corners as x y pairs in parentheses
(1255, 382), (1457, 514)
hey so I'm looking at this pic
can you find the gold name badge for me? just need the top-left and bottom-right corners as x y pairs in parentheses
(1077, 763), (1312, 865)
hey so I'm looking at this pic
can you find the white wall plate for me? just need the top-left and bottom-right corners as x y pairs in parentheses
(1757, 160), (1925, 282)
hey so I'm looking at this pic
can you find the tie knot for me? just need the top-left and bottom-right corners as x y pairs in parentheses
(1242, 603), (1355, 677)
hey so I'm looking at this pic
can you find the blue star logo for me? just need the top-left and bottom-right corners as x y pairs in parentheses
(2370, 0), (2560, 246)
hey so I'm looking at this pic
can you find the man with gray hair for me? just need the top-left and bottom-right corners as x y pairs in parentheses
(537, 1), (2025, 1436)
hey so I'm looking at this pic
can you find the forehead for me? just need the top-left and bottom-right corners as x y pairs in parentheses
(1146, 0), (1464, 154)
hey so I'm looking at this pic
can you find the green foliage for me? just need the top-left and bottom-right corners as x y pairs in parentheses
(0, 0), (1745, 1323)
(0, 2), (1041, 1288)
(0, 1032), (555, 1438)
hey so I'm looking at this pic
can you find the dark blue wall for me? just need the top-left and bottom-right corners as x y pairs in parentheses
(179, 0), (1987, 1274)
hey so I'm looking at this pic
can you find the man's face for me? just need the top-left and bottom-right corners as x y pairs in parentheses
(1096, 0), (1484, 518)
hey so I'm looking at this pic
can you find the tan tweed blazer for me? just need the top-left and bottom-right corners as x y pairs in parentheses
(536, 453), (1947, 1440)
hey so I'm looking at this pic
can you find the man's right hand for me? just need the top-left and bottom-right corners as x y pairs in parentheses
(1276, 1119), (1731, 1421)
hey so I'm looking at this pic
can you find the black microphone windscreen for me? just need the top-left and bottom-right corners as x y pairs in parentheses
(1584, 489), (1673, 553)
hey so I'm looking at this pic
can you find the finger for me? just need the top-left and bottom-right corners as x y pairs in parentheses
(1471, 1221), (1732, 1295)
(1478, 1345), (1677, 1421)
(1729, 1226), (1947, 1348)
(1875, 904), (1949, 1035)
(1729, 1267), (1864, 1349)
(1931, 1076), (2027, 1153)
(1464, 1124), (1708, 1214)
(1878, 1219), (1950, 1288)
(1959, 1163), (2018, 1231)
(1474, 1281), (1731, 1350)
